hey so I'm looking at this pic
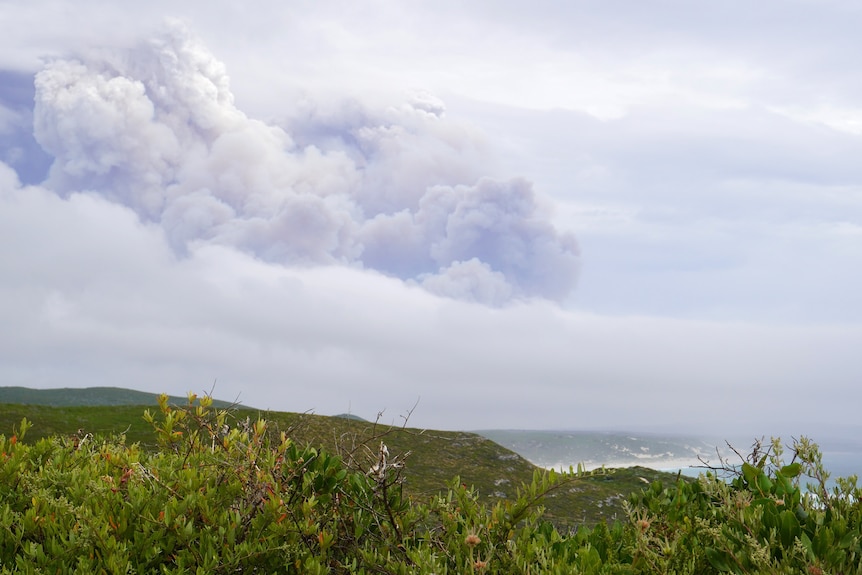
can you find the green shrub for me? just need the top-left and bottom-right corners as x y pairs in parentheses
(627, 436), (862, 574)
(0, 396), (858, 574)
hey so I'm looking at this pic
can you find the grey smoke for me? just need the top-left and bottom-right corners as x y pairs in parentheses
(32, 23), (579, 304)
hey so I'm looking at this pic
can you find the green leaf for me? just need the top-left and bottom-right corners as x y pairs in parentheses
(755, 472), (774, 495)
(779, 510), (801, 547)
(779, 462), (802, 478)
(839, 531), (857, 549)
(577, 546), (602, 571)
(705, 548), (734, 572)
(741, 462), (758, 486)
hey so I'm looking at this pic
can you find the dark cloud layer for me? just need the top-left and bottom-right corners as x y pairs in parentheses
(30, 23), (578, 304)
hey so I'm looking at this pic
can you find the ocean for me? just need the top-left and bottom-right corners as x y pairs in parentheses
(476, 429), (862, 486)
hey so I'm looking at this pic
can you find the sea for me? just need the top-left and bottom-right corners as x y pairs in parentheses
(475, 430), (862, 487)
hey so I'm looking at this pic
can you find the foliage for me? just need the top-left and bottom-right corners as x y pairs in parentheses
(0, 396), (859, 573)
(0, 400), (677, 527)
(627, 436), (862, 574)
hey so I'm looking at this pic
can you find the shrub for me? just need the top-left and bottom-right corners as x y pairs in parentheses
(627, 436), (862, 574)
(0, 396), (859, 574)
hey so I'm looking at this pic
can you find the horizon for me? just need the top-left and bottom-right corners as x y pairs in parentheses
(6, 384), (862, 450)
(2, 383), (861, 479)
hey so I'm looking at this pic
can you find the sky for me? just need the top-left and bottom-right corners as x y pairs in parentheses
(1, 0), (861, 440)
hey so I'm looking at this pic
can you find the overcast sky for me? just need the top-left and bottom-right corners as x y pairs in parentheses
(1, 1), (860, 440)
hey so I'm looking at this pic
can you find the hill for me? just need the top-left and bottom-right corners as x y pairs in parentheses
(0, 386), (237, 408)
(0, 391), (685, 527)
(0, 402), (852, 573)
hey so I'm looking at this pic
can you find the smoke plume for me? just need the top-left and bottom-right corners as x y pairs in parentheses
(33, 23), (579, 304)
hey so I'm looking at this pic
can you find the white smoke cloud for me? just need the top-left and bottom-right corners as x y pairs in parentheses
(419, 259), (514, 306)
(0, 160), (20, 189)
(32, 22), (579, 304)
(360, 178), (580, 299)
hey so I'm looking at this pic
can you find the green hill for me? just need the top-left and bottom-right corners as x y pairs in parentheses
(0, 386), (237, 408)
(0, 391), (684, 527)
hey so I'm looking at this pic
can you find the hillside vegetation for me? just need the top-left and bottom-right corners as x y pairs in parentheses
(0, 392), (676, 527)
(0, 394), (859, 573)
(0, 386), (235, 408)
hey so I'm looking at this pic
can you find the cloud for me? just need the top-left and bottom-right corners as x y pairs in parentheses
(0, 160), (20, 189)
(360, 178), (579, 300)
(1, 170), (859, 434)
(419, 259), (513, 306)
(30, 22), (579, 304)
(447, 95), (862, 321)
(3, 2), (862, 445)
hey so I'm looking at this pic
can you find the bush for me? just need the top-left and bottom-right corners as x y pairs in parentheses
(627, 436), (862, 574)
(0, 395), (858, 574)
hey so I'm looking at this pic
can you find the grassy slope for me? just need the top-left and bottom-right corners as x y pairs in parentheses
(0, 387), (235, 408)
(0, 397), (684, 527)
